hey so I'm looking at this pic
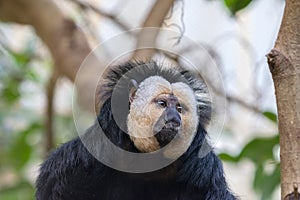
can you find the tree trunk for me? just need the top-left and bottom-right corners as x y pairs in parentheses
(266, 0), (300, 199)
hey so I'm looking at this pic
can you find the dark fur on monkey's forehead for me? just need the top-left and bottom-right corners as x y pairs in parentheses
(99, 61), (212, 127)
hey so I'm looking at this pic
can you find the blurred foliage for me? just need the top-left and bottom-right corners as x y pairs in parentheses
(0, 39), (75, 200)
(0, 0), (278, 200)
(220, 111), (280, 200)
(0, 39), (280, 200)
(0, 43), (40, 200)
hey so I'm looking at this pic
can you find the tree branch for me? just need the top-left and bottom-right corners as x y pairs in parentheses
(132, 0), (176, 60)
(45, 71), (59, 154)
(67, 0), (131, 31)
(0, 0), (101, 112)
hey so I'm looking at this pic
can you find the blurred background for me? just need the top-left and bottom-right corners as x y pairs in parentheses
(0, 0), (285, 199)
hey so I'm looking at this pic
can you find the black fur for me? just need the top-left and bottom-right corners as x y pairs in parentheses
(36, 61), (236, 200)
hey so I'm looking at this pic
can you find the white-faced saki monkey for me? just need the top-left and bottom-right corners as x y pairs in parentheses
(36, 61), (237, 200)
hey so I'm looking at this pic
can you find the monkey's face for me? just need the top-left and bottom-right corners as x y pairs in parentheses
(127, 76), (199, 159)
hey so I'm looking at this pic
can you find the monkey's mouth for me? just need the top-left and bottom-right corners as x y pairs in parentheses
(161, 126), (179, 132)
(154, 126), (179, 148)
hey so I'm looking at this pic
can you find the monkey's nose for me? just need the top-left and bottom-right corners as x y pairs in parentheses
(165, 108), (181, 129)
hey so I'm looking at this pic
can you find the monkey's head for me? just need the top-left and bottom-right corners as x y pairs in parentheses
(99, 61), (211, 159)
(127, 75), (200, 158)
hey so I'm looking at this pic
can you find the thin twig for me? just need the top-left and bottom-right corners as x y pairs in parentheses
(164, 0), (186, 45)
(67, 0), (130, 31)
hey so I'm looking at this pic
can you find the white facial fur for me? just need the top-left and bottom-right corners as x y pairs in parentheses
(127, 76), (199, 159)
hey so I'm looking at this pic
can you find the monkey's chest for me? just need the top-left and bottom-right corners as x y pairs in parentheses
(89, 173), (201, 200)
(100, 179), (185, 200)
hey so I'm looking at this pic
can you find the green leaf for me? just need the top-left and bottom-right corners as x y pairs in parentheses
(219, 134), (279, 163)
(253, 164), (264, 191)
(261, 164), (280, 200)
(220, 134), (280, 199)
(263, 111), (277, 123)
(7, 123), (42, 170)
(253, 163), (280, 200)
(224, 0), (253, 16)
(8, 134), (32, 171)
(10, 51), (31, 67)
(219, 153), (239, 162)
(238, 135), (279, 163)
(25, 70), (39, 82)
(1, 79), (21, 104)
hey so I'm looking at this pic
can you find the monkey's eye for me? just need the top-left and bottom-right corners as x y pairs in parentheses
(157, 100), (167, 108)
(176, 104), (183, 113)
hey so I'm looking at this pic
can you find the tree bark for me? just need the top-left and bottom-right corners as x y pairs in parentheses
(266, 0), (300, 199)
